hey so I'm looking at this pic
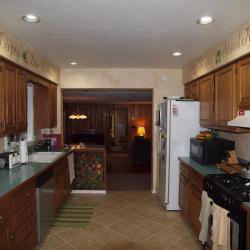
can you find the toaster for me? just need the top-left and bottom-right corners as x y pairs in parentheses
(0, 152), (21, 170)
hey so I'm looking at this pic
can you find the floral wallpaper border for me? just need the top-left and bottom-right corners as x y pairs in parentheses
(183, 19), (250, 83)
(0, 25), (59, 83)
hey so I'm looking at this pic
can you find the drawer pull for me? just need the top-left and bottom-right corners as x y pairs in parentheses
(0, 216), (3, 220)
(26, 192), (30, 197)
(10, 235), (14, 240)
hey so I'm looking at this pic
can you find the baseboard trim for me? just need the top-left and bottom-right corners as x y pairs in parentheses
(71, 190), (107, 194)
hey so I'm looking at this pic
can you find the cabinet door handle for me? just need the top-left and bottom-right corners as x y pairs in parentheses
(10, 235), (14, 240)
(0, 216), (2, 220)
(26, 192), (30, 197)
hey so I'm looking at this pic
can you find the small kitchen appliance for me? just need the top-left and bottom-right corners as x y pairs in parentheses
(20, 140), (28, 163)
(190, 137), (235, 165)
(0, 151), (21, 169)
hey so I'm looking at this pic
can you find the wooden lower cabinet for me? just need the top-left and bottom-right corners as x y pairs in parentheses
(54, 156), (71, 215)
(189, 187), (202, 235)
(247, 213), (250, 250)
(179, 162), (203, 236)
(0, 181), (37, 250)
(179, 174), (190, 220)
(0, 221), (12, 250)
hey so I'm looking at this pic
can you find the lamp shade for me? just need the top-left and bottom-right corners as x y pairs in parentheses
(137, 126), (145, 136)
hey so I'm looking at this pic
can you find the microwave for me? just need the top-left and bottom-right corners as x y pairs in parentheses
(190, 138), (235, 165)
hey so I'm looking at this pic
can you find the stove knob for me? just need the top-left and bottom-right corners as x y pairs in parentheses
(241, 191), (247, 199)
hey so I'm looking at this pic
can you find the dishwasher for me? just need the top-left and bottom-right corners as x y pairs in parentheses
(36, 169), (54, 242)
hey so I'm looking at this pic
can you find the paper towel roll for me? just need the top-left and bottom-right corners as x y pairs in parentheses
(20, 140), (28, 164)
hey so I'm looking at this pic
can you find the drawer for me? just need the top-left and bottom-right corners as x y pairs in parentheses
(0, 196), (12, 226)
(190, 170), (203, 192)
(13, 199), (36, 232)
(180, 163), (190, 180)
(12, 215), (36, 250)
(13, 181), (35, 212)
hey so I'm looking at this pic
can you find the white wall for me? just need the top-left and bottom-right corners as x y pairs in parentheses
(60, 68), (183, 192)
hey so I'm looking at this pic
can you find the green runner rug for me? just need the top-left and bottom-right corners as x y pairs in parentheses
(53, 202), (96, 228)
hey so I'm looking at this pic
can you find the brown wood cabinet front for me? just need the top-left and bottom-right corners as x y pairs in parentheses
(4, 62), (16, 134)
(54, 157), (71, 215)
(179, 173), (190, 221)
(214, 64), (237, 127)
(0, 62), (4, 136)
(184, 81), (199, 100)
(184, 84), (191, 99)
(16, 69), (27, 132)
(179, 162), (203, 236)
(48, 84), (57, 128)
(0, 221), (12, 250)
(34, 84), (49, 129)
(199, 74), (214, 126)
(237, 56), (250, 109)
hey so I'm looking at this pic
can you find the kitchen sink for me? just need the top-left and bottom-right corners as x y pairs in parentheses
(29, 152), (64, 163)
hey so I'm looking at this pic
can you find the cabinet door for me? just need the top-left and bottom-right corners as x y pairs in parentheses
(16, 70), (27, 132)
(199, 74), (214, 126)
(179, 174), (190, 221)
(184, 84), (191, 98)
(214, 64), (237, 127)
(0, 221), (12, 250)
(237, 56), (250, 109)
(34, 84), (49, 129)
(4, 63), (16, 134)
(189, 187), (202, 235)
(0, 62), (4, 136)
(191, 81), (199, 100)
(48, 84), (57, 128)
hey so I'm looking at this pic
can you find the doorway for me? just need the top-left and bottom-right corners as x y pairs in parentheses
(62, 89), (153, 191)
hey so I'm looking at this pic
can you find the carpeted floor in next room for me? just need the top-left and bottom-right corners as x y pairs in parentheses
(106, 153), (151, 191)
(36, 191), (201, 250)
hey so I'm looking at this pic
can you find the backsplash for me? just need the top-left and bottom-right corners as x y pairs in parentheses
(219, 132), (250, 161)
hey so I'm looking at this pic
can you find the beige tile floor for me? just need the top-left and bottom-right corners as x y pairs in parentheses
(36, 192), (201, 250)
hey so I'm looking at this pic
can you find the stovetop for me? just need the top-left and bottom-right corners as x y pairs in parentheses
(206, 174), (250, 202)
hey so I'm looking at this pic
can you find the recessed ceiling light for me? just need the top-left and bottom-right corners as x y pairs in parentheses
(22, 14), (40, 23)
(172, 52), (182, 57)
(69, 62), (78, 66)
(197, 16), (214, 25)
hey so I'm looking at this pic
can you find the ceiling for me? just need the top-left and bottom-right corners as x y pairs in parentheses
(1, 1), (250, 68)
(63, 90), (152, 103)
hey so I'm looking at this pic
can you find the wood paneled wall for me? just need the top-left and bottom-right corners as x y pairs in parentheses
(64, 103), (152, 151)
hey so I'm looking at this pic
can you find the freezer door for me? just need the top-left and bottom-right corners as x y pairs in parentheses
(158, 101), (171, 205)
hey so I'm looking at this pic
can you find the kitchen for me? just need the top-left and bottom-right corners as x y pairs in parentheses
(1, 1), (250, 250)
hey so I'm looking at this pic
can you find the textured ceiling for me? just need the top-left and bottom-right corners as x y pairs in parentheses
(0, 0), (250, 68)
(63, 90), (152, 103)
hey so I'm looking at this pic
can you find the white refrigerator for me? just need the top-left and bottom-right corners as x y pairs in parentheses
(157, 99), (200, 210)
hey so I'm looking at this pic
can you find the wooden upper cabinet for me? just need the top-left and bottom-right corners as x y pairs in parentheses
(184, 84), (191, 99)
(48, 84), (57, 128)
(16, 69), (27, 132)
(34, 84), (49, 129)
(199, 74), (215, 126)
(4, 62), (16, 134)
(237, 56), (250, 109)
(214, 64), (237, 127)
(184, 81), (199, 100)
(190, 81), (199, 100)
(0, 62), (4, 136)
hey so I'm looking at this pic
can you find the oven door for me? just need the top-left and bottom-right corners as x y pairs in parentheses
(206, 210), (242, 250)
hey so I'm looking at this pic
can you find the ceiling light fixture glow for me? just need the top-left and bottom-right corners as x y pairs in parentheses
(22, 14), (40, 23)
(172, 51), (182, 57)
(70, 61), (78, 66)
(197, 16), (214, 25)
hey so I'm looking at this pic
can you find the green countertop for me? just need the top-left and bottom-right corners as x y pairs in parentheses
(0, 148), (74, 198)
(178, 156), (225, 176)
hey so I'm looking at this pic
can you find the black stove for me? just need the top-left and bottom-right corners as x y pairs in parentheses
(204, 174), (248, 250)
